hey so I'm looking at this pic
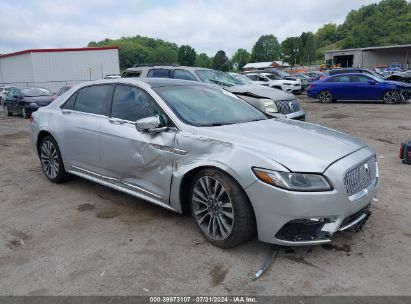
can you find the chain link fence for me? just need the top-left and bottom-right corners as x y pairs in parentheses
(0, 80), (90, 93)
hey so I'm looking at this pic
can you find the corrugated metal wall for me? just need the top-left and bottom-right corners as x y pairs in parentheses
(0, 49), (120, 92)
(363, 48), (411, 67)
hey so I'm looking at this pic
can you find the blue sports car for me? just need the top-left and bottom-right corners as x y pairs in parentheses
(307, 73), (411, 104)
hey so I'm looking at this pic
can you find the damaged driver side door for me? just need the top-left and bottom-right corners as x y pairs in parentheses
(99, 84), (177, 206)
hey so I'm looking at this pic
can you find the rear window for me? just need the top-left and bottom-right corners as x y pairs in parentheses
(147, 69), (172, 78)
(73, 85), (111, 115)
(123, 71), (142, 78)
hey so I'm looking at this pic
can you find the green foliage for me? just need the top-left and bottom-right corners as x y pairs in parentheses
(315, 23), (340, 48)
(212, 50), (229, 71)
(178, 45), (197, 66)
(251, 35), (281, 62)
(195, 53), (212, 68)
(280, 37), (302, 66)
(146, 47), (178, 64)
(231, 48), (251, 71)
(338, 0), (411, 48)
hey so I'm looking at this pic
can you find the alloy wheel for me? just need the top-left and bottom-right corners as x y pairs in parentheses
(319, 91), (332, 103)
(192, 176), (234, 240)
(40, 140), (60, 179)
(383, 91), (399, 104)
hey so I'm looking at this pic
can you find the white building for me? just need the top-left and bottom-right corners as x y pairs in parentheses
(325, 44), (411, 69)
(0, 47), (120, 92)
(242, 61), (291, 71)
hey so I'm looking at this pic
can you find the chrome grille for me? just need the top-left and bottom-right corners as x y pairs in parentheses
(275, 100), (301, 114)
(344, 157), (377, 197)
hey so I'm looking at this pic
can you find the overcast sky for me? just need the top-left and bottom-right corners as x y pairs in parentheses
(1, 0), (380, 56)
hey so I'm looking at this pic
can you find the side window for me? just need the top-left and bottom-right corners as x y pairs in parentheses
(61, 93), (77, 110)
(123, 70), (142, 78)
(173, 70), (197, 81)
(330, 75), (350, 82)
(147, 69), (172, 78)
(350, 75), (371, 83)
(73, 85), (111, 115)
(247, 75), (257, 81)
(258, 76), (268, 82)
(111, 85), (162, 121)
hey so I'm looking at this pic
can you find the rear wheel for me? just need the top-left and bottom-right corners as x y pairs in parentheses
(382, 90), (400, 104)
(318, 90), (333, 103)
(189, 168), (255, 248)
(22, 107), (30, 119)
(39, 136), (69, 183)
(5, 105), (12, 116)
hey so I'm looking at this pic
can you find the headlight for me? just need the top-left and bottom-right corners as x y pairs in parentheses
(260, 98), (278, 114)
(252, 168), (333, 191)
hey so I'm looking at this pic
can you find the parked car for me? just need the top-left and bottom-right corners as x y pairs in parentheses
(0, 86), (17, 105)
(30, 78), (378, 248)
(124, 65), (305, 120)
(4, 87), (54, 118)
(52, 85), (73, 101)
(307, 73), (411, 103)
(304, 71), (324, 81)
(384, 72), (411, 84)
(243, 73), (302, 94)
(290, 73), (312, 89)
(323, 68), (381, 78)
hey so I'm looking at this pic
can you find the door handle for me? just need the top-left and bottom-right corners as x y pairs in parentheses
(109, 118), (126, 125)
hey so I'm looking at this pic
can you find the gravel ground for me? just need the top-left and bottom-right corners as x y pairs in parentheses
(0, 96), (410, 296)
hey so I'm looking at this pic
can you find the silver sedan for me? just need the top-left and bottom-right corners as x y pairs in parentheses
(30, 78), (378, 248)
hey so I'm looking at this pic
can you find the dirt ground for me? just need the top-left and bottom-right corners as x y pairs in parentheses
(0, 95), (410, 296)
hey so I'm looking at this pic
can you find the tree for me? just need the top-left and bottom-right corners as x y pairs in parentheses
(300, 32), (316, 65)
(280, 37), (302, 66)
(251, 35), (281, 62)
(231, 48), (251, 71)
(315, 23), (339, 48)
(195, 53), (212, 68)
(212, 50), (229, 71)
(146, 47), (178, 64)
(178, 45), (197, 66)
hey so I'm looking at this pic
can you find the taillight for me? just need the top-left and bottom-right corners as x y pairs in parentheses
(399, 143), (405, 159)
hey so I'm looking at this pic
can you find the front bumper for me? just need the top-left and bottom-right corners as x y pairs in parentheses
(284, 109), (306, 121)
(245, 147), (378, 246)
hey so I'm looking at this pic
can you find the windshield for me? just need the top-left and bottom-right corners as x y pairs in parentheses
(275, 70), (291, 78)
(229, 73), (254, 85)
(366, 74), (384, 82)
(264, 74), (280, 80)
(195, 70), (240, 87)
(21, 88), (53, 97)
(154, 85), (268, 127)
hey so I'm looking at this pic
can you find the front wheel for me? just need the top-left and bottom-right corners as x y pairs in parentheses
(189, 169), (255, 248)
(22, 107), (30, 119)
(5, 105), (13, 116)
(382, 90), (400, 104)
(318, 90), (333, 103)
(39, 136), (69, 183)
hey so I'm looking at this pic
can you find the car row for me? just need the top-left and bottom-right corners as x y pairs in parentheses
(30, 77), (378, 248)
(123, 65), (306, 120)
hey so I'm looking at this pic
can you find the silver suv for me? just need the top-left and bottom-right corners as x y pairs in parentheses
(123, 65), (306, 120)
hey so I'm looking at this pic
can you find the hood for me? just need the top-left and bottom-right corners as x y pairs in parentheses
(383, 80), (411, 88)
(23, 96), (54, 106)
(226, 85), (295, 101)
(196, 118), (366, 173)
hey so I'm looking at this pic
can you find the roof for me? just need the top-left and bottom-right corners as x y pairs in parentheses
(243, 61), (290, 69)
(0, 46), (119, 59)
(126, 65), (210, 72)
(325, 44), (411, 54)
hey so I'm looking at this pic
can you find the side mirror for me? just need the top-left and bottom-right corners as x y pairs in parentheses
(13, 94), (20, 99)
(135, 115), (167, 133)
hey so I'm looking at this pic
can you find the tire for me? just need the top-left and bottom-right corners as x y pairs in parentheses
(318, 90), (333, 103)
(5, 105), (13, 116)
(39, 136), (69, 183)
(22, 107), (30, 119)
(382, 90), (400, 104)
(189, 168), (256, 248)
